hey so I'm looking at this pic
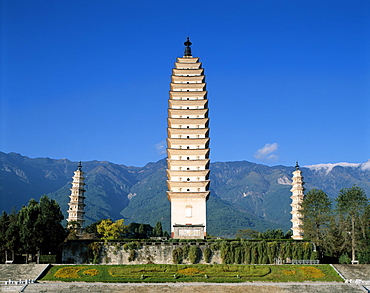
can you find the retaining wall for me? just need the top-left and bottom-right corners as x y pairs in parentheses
(62, 241), (222, 265)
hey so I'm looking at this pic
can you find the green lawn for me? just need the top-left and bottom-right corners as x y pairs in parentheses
(41, 264), (343, 283)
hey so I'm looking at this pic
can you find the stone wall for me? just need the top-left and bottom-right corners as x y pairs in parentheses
(62, 241), (222, 265)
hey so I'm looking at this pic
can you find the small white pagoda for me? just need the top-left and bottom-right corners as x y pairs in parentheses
(67, 162), (86, 234)
(290, 162), (305, 240)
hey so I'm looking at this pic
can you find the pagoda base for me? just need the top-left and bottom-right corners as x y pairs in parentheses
(172, 224), (205, 239)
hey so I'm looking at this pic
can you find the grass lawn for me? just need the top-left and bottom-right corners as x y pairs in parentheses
(41, 264), (343, 283)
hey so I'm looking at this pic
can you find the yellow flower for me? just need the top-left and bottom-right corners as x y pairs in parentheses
(54, 267), (86, 278)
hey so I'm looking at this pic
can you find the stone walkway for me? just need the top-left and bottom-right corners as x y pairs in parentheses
(333, 264), (370, 280)
(0, 264), (49, 282)
(22, 282), (367, 293)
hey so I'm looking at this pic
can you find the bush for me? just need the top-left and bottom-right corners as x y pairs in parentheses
(189, 246), (201, 264)
(182, 245), (190, 260)
(123, 241), (141, 251)
(128, 249), (136, 262)
(358, 249), (370, 264)
(204, 247), (212, 263)
(339, 254), (351, 264)
(40, 254), (56, 264)
(172, 247), (183, 264)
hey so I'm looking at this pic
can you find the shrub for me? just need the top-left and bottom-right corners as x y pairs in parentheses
(172, 247), (183, 264)
(88, 242), (101, 264)
(40, 255), (56, 264)
(210, 242), (220, 251)
(123, 241), (141, 251)
(182, 245), (190, 260)
(358, 249), (370, 264)
(339, 254), (351, 264)
(310, 250), (319, 260)
(128, 249), (136, 262)
(189, 246), (201, 264)
(203, 247), (212, 263)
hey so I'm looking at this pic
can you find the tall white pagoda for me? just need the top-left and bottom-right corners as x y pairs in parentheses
(67, 162), (86, 234)
(166, 38), (210, 239)
(290, 162), (305, 240)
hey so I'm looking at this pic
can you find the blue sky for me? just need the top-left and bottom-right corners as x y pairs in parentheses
(1, 0), (369, 167)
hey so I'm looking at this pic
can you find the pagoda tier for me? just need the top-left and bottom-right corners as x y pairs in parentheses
(290, 162), (305, 240)
(167, 39), (210, 239)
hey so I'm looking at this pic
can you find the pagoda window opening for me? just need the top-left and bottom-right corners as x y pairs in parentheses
(187, 189), (190, 191)
(187, 178), (190, 181)
(187, 157), (190, 160)
(185, 205), (192, 217)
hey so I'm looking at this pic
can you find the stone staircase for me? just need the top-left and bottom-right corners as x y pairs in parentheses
(0, 264), (49, 292)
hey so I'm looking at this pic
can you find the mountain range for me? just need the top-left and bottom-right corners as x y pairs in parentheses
(1, 151), (370, 237)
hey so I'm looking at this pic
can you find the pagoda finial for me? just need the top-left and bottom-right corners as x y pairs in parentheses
(78, 161), (82, 170)
(184, 37), (192, 57)
(295, 161), (299, 170)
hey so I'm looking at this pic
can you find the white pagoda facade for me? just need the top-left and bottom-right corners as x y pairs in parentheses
(290, 162), (305, 240)
(166, 38), (210, 239)
(67, 162), (86, 234)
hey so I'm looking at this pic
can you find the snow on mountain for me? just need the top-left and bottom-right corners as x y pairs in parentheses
(361, 160), (370, 171)
(304, 162), (361, 174)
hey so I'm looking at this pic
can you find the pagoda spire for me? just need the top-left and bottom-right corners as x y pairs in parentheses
(183, 37), (192, 57)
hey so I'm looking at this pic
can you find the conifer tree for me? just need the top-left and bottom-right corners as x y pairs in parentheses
(300, 189), (332, 252)
(336, 185), (368, 262)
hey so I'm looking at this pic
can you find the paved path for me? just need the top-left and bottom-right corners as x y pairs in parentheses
(21, 282), (366, 293)
(0, 264), (49, 282)
(334, 264), (370, 280)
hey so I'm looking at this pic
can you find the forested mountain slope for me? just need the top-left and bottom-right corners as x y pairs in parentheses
(1, 152), (369, 237)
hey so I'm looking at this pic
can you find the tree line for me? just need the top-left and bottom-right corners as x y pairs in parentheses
(0, 195), (66, 263)
(0, 195), (169, 263)
(300, 185), (369, 263)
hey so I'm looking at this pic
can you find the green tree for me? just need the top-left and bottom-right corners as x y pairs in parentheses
(37, 195), (66, 254)
(300, 189), (332, 253)
(18, 196), (66, 263)
(336, 185), (368, 262)
(18, 199), (42, 261)
(152, 221), (163, 237)
(4, 209), (19, 262)
(0, 212), (10, 262)
(138, 223), (146, 239)
(358, 205), (370, 263)
(97, 219), (126, 241)
(235, 229), (259, 239)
